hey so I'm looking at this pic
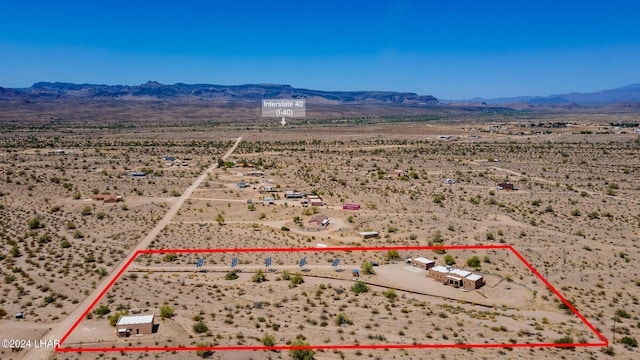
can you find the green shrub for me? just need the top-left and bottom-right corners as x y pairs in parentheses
(193, 321), (209, 334)
(93, 305), (111, 316)
(383, 288), (397, 301)
(466, 256), (481, 268)
(335, 313), (353, 325)
(289, 338), (314, 360)
(620, 336), (637, 347)
(28, 217), (42, 229)
(361, 261), (375, 275)
(351, 281), (368, 294)
(444, 254), (456, 265)
(261, 333), (276, 346)
(160, 305), (175, 319)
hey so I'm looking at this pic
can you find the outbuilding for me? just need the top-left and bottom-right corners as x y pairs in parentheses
(359, 231), (379, 239)
(410, 257), (435, 270)
(497, 182), (516, 191)
(115, 314), (155, 337)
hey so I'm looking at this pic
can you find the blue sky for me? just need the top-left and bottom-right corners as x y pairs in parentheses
(1, 1), (639, 99)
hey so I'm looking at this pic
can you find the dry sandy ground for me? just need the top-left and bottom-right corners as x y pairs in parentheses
(1, 120), (639, 360)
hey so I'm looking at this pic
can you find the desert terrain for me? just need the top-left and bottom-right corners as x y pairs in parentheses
(0, 113), (639, 360)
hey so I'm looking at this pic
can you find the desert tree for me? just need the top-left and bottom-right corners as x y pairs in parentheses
(160, 304), (175, 319)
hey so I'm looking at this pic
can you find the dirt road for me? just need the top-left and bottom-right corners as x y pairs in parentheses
(22, 136), (242, 360)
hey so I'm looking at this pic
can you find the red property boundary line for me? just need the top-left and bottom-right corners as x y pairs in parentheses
(56, 245), (608, 353)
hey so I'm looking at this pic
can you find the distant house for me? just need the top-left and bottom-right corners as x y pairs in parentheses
(308, 195), (323, 207)
(260, 186), (277, 193)
(235, 161), (254, 168)
(342, 203), (360, 210)
(359, 231), (379, 239)
(389, 170), (407, 178)
(284, 191), (305, 198)
(92, 194), (123, 203)
(162, 156), (176, 162)
(244, 170), (264, 177)
(444, 178), (456, 185)
(130, 171), (146, 177)
(496, 182), (516, 191)
(237, 182), (249, 189)
(410, 257), (435, 270)
(308, 214), (329, 227)
(263, 197), (275, 205)
(115, 314), (155, 337)
(428, 265), (485, 290)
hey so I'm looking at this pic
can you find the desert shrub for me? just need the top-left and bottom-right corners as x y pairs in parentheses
(38, 233), (52, 244)
(281, 226), (290, 231)
(108, 309), (129, 326)
(335, 313), (353, 325)
(252, 269), (267, 283)
(289, 338), (314, 360)
(361, 261), (375, 275)
(615, 309), (631, 319)
(225, 271), (239, 280)
(93, 305), (111, 316)
(281, 270), (291, 280)
(444, 254), (456, 265)
(290, 272), (304, 286)
(10, 245), (21, 258)
(193, 321), (209, 334)
(28, 217), (42, 229)
(601, 346), (615, 355)
(61, 239), (72, 248)
(432, 194), (445, 204)
(383, 288), (397, 301)
(261, 333), (276, 346)
(466, 256), (481, 268)
(387, 250), (400, 260)
(620, 336), (637, 347)
(351, 281), (368, 294)
(162, 254), (178, 262)
(81, 206), (92, 216)
(196, 343), (213, 358)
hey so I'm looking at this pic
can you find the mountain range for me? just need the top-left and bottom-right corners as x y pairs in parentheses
(1, 81), (640, 108)
(0, 81), (439, 105)
(451, 83), (640, 105)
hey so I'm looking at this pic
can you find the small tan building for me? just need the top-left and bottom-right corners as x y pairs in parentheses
(115, 314), (154, 337)
(410, 257), (435, 270)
